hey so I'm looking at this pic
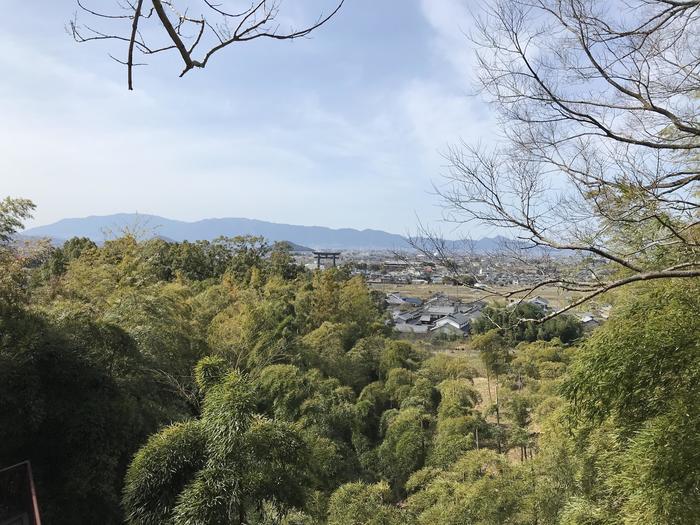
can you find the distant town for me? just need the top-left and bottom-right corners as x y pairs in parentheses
(296, 248), (609, 288)
(295, 249), (611, 335)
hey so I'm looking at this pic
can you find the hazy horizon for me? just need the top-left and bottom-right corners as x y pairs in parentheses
(22, 210), (506, 243)
(24, 211), (412, 237)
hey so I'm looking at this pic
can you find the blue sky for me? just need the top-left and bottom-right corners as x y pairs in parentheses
(2, 1), (497, 236)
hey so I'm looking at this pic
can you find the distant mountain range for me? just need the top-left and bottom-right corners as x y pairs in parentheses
(21, 213), (511, 252)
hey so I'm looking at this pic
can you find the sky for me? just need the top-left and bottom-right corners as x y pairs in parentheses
(1, 0), (497, 237)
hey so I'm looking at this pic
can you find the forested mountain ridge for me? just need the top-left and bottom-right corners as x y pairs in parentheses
(2, 197), (698, 525)
(21, 214), (408, 250)
(21, 213), (511, 251)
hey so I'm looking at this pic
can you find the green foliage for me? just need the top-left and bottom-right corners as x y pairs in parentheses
(562, 281), (699, 427)
(406, 450), (518, 524)
(504, 393), (533, 428)
(559, 280), (700, 523)
(208, 286), (296, 369)
(344, 336), (384, 391)
(0, 196), (35, 244)
(472, 303), (582, 344)
(124, 371), (312, 524)
(256, 364), (310, 420)
(401, 376), (439, 412)
(427, 416), (477, 469)
(194, 355), (228, 393)
(536, 314), (582, 345)
(327, 482), (406, 525)
(103, 282), (207, 377)
(268, 241), (304, 280)
(123, 421), (207, 525)
(0, 309), (165, 525)
(165, 238), (232, 280)
(301, 321), (348, 373)
(436, 379), (480, 419)
(376, 407), (434, 494)
(384, 368), (417, 407)
(558, 497), (609, 525)
(354, 381), (391, 445)
(471, 329), (510, 378)
(36, 236), (98, 281)
(379, 341), (425, 377)
(0, 247), (30, 309)
(510, 339), (571, 381)
(419, 353), (476, 383)
(0, 197), (36, 308)
(4, 208), (697, 525)
(298, 271), (384, 347)
(219, 235), (270, 283)
(338, 276), (384, 343)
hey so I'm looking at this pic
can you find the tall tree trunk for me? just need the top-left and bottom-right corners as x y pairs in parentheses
(495, 373), (501, 454)
(486, 372), (493, 403)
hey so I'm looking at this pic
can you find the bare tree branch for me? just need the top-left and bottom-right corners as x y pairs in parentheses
(70, 0), (344, 88)
(127, 0), (144, 90)
(424, 0), (700, 322)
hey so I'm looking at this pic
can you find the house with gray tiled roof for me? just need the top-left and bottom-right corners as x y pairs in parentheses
(389, 292), (485, 337)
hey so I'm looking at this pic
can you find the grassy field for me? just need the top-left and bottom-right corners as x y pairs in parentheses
(370, 282), (576, 309)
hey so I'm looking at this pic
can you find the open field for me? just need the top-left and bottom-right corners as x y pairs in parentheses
(369, 282), (577, 309)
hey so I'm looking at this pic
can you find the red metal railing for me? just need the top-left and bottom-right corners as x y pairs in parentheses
(0, 460), (42, 525)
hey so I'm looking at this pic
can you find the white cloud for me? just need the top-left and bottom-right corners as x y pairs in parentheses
(0, 2), (499, 237)
(419, 0), (480, 85)
(399, 79), (493, 156)
(0, 36), (420, 232)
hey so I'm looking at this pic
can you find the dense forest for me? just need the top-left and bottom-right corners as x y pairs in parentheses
(1, 197), (697, 524)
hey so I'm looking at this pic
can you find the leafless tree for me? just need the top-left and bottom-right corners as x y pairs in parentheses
(419, 0), (700, 321)
(407, 223), (570, 307)
(69, 0), (344, 89)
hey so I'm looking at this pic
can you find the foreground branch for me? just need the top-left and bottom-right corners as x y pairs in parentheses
(70, 0), (344, 88)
